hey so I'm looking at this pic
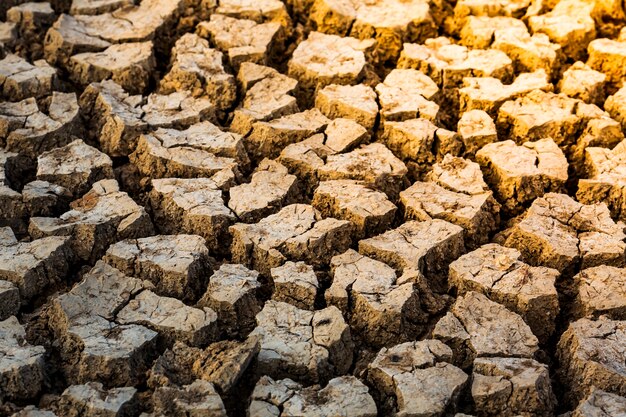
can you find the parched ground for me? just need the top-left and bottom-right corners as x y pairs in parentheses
(1, 0), (626, 416)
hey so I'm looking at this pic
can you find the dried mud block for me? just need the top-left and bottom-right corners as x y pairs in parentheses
(327, 250), (428, 346)
(117, 289), (218, 347)
(459, 16), (527, 49)
(45, 0), (183, 64)
(271, 261), (318, 310)
(123, 91), (215, 141)
(197, 263), (261, 338)
(68, 42), (155, 95)
(459, 70), (551, 116)
(57, 382), (137, 417)
(476, 138), (568, 214)
(22, 180), (72, 217)
(322, 118), (369, 154)
(528, 0), (596, 61)
(502, 193), (626, 277)
(492, 27), (562, 76)
(571, 388), (626, 417)
(104, 234), (211, 302)
(453, 0), (530, 27)
(80, 80), (215, 157)
(195, 337), (260, 393)
(367, 340), (468, 417)
(29, 179), (153, 263)
(497, 90), (580, 144)
(245, 108), (330, 161)
(148, 178), (235, 254)
(359, 219), (465, 291)
(471, 357), (556, 416)
(146, 342), (203, 388)
(0, 316), (45, 402)
(604, 87), (626, 131)
(400, 179), (499, 249)
(131, 124), (242, 180)
(583, 112), (626, 160)
(197, 14), (283, 70)
(150, 380), (227, 417)
(398, 38), (513, 90)
(315, 84), (377, 131)
(288, 31), (374, 98)
(37, 139), (113, 198)
(278, 134), (335, 193)
(449, 244), (559, 342)
(433, 291), (539, 368)
(375, 69), (439, 123)
(572, 118), (626, 175)
(70, 2), (179, 48)
(587, 38), (626, 84)
(578, 140), (626, 221)
(49, 261), (158, 386)
(228, 159), (298, 223)
(230, 204), (352, 276)
(317, 143), (408, 198)
(0, 280), (20, 320)
(236, 62), (284, 91)
(0, 92), (80, 157)
(249, 375), (377, 417)
(310, 0), (437, 63)
(69, 0), (134, 15)
(0, 54), (57, 101)
(249, 301), (353, 383)
(457, 109), (497, 157)
(497, 90), (621, 169)
(558, 61), (606, 105)
(215, 0), (291, 27)
(163, 121), (247, 166)
(230, 63), (298, 136)
(6, 2), (56, 60)
(160, 34), (236, 111)
(43, 14), (111, 67)
(557, 317), (626, 406)
(148, 336), (260, 393)
(0, 226), (71, 300)
(426, 154), (491, 196)
(573, 266), (626, 319)
(312, 180), (396, 240)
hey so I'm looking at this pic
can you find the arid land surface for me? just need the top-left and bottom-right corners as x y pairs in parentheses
(0, 0), (626, 415)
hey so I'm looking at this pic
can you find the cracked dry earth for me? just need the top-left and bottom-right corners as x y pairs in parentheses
(2, 0), (626, 416)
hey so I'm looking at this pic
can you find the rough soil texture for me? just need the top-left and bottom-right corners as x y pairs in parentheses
(1, 0), (626, 416)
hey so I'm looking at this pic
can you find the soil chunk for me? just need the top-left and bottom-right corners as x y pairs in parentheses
(249, 300), (353, 383)
(249, 375), (377, 417)
(30, 179), (153, 263)
(367, 340), (468, 417)
(557, 317), (626, 406)
(0, 316), (45, 402)
(449, 244), (559, 341)
(271, 261), (318, 310)
(433, 291), (539, 368)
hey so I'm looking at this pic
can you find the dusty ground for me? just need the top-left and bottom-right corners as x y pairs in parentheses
(1, 0), (626, 415)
